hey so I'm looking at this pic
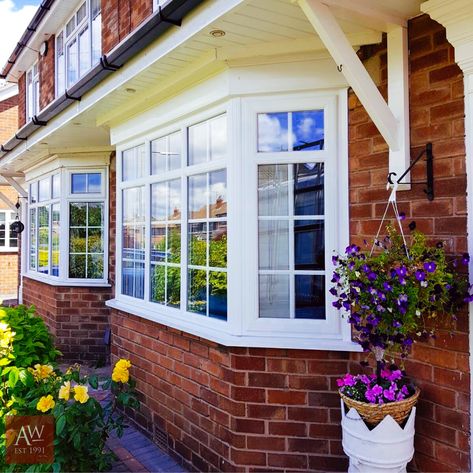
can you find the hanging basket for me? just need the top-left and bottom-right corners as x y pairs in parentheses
(339, 388), (420, 427)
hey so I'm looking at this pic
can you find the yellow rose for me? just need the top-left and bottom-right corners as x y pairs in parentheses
(73, 385), (89, 404)
(112, 359), (131, 383)
(58, 381), (71, 401)
(30, 364), (54, 381)
(37, 395), (55, 413)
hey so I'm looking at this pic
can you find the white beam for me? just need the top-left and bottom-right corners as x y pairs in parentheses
(3, 176), (27, 198)
(0, 192), (18, 212)
(298, 0), (400, 151)
(387, 26), (411, 182)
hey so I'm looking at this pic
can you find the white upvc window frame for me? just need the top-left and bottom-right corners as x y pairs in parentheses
(55, 0), (102, 96)
(116, 102), (235, 337)
(152, 0), (165, 12)
(0, 211), (19, 252)
(26, 62), (40, 120)
(26, 164), (109, 286)
(111, 90), (354, 350)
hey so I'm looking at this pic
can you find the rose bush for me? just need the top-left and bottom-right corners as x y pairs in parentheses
(0, 306), (139, 472)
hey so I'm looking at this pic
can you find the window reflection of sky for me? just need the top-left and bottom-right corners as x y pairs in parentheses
(257, 110), (324, 152)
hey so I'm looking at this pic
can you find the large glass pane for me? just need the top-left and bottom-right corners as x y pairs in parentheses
(52, 174), (61, 199)
(87, 173), (102, 193)
(151, 137), (166, 175)
(30, 208), (37, 270)
(71, 174), (87, 193)
(122, 187), (145, 298)
(150, 264), (165, 304)
(38, 178), (50, 202)
(70, 228), (86, 252)
(70, 203), (87, 226)
(209, 271), (227, 319)
(259, 274), (290, 318)
(88, 203), (103, 226)
(87, 254), (104, 279)
(188, 121), (207, 166)
(167, 267), (180, 308)
(88, 228), (103, 252)
(258, 165), (289, 217)
(210, 115), (226, 161)
(91, 11), (101, 65)
(294, 163), (324, 216)
(168, 179), (181, 220)
(188, 174), (207, 220)
(78, 26), (90, 77)
(209, 170), (226, 218)
(123, 145), (145, 181)
(258, 220), (289, 270)
(167, 224), (181, 263)
(69, 254), (86, 278)
(292, 110), (324, 151)
(188, 223), (207, 266)
(257, 112), (288, 152)
(295, 275), (325, 319)
(294, 220), (324, 270)
(151, 182), (166, 222)
(209, 222), (227, 268)
(30, 182), (38, 204)
(150, 224), (166, 263)
(51, 204), (60, 276)
(76, 2), (86, 23)
(38, 206), (49, 274)
(188, 269), (207, 315)
(169, 132), (181, 171)
(67, 39), (78, 87)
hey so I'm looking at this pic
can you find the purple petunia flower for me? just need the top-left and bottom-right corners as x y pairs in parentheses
(383, 282), (392, 292)
(415, 270), (425, 281)
(331, 272), (341, 283)
(399, 212), (406, 221)
(396, 266), (408, 278)
(368, 272), (377, 281)
(424, 261), (437, 273)
(332, 255), (339, 265)
(462, 253), (470, 265)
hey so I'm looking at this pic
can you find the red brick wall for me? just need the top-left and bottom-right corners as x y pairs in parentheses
(102, 0), (152, 54)
(349, 16), (468, 472)
(108, 14), (469, 473)
(112, 311), (351, 472)
(22, 277), (111, 362)
(39, 36), (55, 110)
(18, 74), (26, 128)
(0, 94), (18, 143)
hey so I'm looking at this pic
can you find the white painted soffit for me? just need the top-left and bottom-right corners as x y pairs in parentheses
(0, 0), (412, 173)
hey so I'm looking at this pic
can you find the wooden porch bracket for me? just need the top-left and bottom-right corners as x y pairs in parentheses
(0, 192), (18, 212)
(298, 0), (411, 181)
(2, 176), (28, 199)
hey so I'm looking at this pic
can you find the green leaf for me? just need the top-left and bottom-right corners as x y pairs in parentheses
(8, 367), (19, 388)
(89, 374), (99, 389)
(56, 415), (66, 436)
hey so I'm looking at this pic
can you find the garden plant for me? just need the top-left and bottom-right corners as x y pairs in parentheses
(0, 305), (138, 472)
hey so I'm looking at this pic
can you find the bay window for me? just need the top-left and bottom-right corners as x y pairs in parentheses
(113, 92), (352, 349)
(0, 212), (19, 251)
(55, 0), (102, 95)
(27, 163), (108, 285)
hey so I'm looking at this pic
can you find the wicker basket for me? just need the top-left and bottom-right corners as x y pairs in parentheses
(340, 388), (420, 427)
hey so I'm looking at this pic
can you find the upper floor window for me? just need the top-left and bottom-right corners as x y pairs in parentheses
(152, 0), (165, 11)
(56, 0), (102, 94)
(26, 62), (40, 120)
(0, 212), (19, 252)
(28, 163), (108, 284)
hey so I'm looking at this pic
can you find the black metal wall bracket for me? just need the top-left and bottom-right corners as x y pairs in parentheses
(387, 142), (434, 201)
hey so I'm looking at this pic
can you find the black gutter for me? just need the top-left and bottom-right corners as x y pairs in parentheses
(0, 0), (204, 160)
(0, 0), (56, 79)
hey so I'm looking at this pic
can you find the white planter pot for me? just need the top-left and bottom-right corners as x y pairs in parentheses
(341, 399), (416, 473)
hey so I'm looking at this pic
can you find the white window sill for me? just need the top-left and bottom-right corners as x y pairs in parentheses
(106, 298), (362, 352)
(0, 249), (18, 253)
(23, 273), (111, 288)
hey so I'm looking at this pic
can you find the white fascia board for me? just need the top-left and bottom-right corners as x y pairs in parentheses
(0, 83), (18, 101)
(0, 0), (245, 171)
